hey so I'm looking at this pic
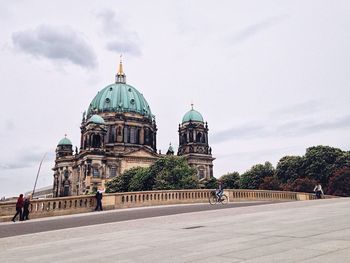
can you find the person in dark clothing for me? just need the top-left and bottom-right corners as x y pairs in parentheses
(12, 194), (24, 222)
(95, 190), (103, 211)
(22, 195), (31, 220)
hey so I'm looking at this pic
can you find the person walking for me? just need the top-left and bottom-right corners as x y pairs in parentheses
(313, 183), (324, 199)
(22, 195), (31, 220)
(95, 189), (103, 211)
(12, 194), (24, 222)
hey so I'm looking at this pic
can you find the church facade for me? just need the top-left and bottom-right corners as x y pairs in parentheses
(53, 62), (214, 197)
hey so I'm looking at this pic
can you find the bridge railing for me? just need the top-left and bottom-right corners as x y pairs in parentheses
(0, 189), (334, 222)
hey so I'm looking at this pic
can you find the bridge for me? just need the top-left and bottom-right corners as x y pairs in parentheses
(0, 189), (325, 222)
(0, 194), (349, 262)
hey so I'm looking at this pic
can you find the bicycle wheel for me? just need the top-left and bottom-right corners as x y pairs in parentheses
(220, 194), (228, 205)
(209, 195), (217, 205)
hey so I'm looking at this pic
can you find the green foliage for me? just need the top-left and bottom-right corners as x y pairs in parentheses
(181, 175), (200, 189)
(152, 156), (197, 190)
(219, 172), (240, 189)
(105, 156), (198, 193)
(202, 177), (217, 189)
(240, 162), (275, 189)
(303, 146), (347, 187)
(105, 167), (144, 193)
(327, 167), (350, 197)
(276, 156), (304, 184)
(128, 167), (154, 191)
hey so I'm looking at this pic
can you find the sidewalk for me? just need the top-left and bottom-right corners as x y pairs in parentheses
(1, 198), (350, 262)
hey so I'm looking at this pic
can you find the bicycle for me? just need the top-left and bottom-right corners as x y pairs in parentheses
(209, 191), (228, 205)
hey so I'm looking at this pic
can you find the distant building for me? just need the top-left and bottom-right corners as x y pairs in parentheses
(53, 61), (214, 197)
(25, 185), (53, 199)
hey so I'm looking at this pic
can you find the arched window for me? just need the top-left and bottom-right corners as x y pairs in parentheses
(198, 166), (205, 180)
(124, 126), (129, 143)
(189, 131), (193, 142)
(108, 127), (115, 143)
(196, 132), (202, 143)
(136, 128), (140, 144)
(92, 134), (101, 147)
(130, 127), (136, 144)
(63, 179), (70, 196)
(182, 133), (187, 144)
(110, 166), (117, 177)
(144, 128), (150, 145)
(92, 167), (100, 177)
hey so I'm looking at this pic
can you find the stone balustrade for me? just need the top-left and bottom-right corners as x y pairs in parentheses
(0, 189), (334, 222)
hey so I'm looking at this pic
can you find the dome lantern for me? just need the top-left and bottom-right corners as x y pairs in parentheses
(115, 55), (126, 84)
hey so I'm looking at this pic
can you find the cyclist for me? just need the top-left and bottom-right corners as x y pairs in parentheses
(216, 180), (224, 201)
(313, 183), (324, 199)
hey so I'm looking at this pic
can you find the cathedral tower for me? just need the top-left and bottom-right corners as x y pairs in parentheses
(177, 105), (214, 180)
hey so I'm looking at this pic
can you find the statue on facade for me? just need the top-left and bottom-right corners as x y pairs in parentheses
(82, 111), (86, 122)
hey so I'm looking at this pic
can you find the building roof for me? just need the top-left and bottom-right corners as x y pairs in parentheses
(88, 83), (153, 119)
(182, 108), (204, 123)
(88, 114), (105, 124)
(58, 137), (72, 146)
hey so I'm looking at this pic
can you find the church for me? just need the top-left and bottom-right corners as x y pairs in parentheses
(53, 61), (215, 197)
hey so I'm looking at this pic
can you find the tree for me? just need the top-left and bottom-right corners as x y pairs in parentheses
(106, 156), (198, 193)
(240, 162), (275, 189)
(303, 146), (347, 187)
(152, 156), (197, 190)
(259, 176), (281, 190)
(105, 167), (148, 193)
(128, 167), (154, 191)
(202, 177), (217, 189)
(275, 156), (304, 184)
(219, 172), (240, 189)
(283, 177), (316, 193)
(327, 167), (350, 197)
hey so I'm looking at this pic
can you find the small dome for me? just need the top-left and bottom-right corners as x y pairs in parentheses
(168, 144), (174, 152)
(166, 143), (174, 155)
(58, 137), (72, 146)
(88, 114), (105, 124)
(182, 109), (204, 123)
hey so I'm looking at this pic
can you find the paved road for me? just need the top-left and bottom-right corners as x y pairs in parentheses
(0, 201), (280, 238)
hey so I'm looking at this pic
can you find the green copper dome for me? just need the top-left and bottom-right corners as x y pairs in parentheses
(88, 83), (152, 119)
(58, 137), (72, 146)
(88, 114), (105, 124)
(182, 109), (204, 123)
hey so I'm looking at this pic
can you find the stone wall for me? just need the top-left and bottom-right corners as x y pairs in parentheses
(0, 189), (335, 222)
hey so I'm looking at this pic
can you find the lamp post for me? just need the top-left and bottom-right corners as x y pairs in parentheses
(32, 153), (47, 198)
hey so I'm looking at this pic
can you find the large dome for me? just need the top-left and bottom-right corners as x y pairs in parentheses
(88, 83), (152, 119)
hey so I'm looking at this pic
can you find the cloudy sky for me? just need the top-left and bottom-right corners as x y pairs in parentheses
(0, 0), (349, 197)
